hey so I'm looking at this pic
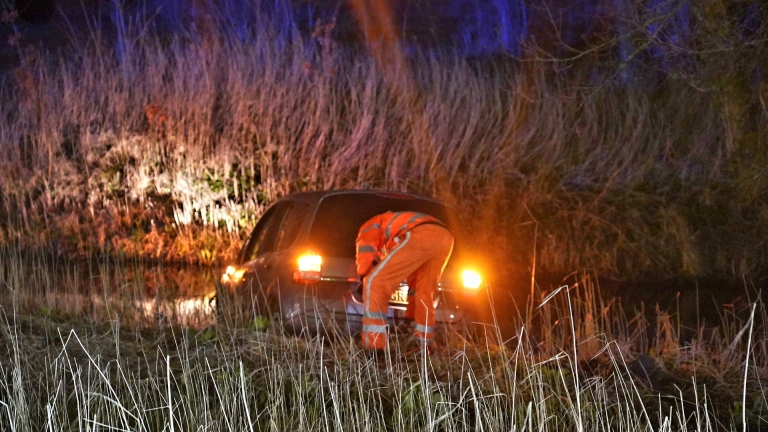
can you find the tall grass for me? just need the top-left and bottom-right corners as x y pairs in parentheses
(0, 1), (765, 279)
(1, 247), (766, 431)
(1, 2), (765, 430)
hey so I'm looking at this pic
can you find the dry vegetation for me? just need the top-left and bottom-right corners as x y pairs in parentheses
(0, 2), (766, 431)
(0, 1), (765, 281)
(1, 246), (766, 431)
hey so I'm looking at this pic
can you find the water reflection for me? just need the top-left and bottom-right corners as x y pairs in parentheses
(0, 250), (220, 327)
(136, 291), (217, 326)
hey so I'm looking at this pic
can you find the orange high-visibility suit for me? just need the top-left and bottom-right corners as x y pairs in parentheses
(356, 211), (454, 350)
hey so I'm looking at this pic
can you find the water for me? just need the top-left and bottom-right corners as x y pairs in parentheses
(1, 248), (763, 337)
(0, 250), (220, 327)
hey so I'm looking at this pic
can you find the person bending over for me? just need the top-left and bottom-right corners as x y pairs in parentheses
(355, 211), (454, 352)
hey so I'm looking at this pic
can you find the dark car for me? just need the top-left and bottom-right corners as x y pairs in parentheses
(216, 190), (487, 335)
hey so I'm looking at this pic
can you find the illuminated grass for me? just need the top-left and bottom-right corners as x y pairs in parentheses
(1, 247), (766, 431)
(0, 2), (765, 279)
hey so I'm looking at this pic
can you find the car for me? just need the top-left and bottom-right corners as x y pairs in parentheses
(216, 189), (488, 335)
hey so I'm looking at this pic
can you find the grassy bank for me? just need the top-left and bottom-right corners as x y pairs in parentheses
(0, 2), (767, 282)
(1, 247), (766, 431)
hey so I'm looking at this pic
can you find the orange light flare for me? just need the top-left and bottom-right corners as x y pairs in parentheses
(347, 0), (455, 197)
(347, 0), (406, 87)
(461, 269), (483, 290)
(297, 253), (323, 273)
(294, 252), (323, 283)
(220, 265), (245, 284)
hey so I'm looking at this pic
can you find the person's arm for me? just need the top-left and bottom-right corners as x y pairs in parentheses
(355, 217), (381, 277)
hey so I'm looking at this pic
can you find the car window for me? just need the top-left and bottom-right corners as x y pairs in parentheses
(240, 202), (293, 262)
(274, 204), (304, 252)
(308, 193), (452, 258)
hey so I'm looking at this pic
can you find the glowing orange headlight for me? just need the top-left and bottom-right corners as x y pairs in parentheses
(294, 253), (323, 283)
(461, 269), (482, 290)
(221, 265), (246, 284)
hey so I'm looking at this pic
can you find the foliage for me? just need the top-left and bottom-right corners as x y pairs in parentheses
(1, 250), (766, 431)
(0, 0), (765, 280)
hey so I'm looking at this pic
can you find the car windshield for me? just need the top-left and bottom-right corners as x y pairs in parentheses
(308, 193), (454, 258)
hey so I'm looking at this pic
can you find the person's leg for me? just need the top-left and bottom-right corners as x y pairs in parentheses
(409, 269), (437, 343)
(409, 225), (454, 346)
(404, 274), (417, 321)
(361, 231), (429, 349)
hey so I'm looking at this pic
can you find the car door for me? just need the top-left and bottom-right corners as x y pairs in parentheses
(240, 201), (306, 292)
(240, 201), (292, 285)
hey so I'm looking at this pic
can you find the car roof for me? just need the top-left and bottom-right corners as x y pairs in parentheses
(274, 189), (446, 207)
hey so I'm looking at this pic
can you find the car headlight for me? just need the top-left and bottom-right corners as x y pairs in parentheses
(461, 269), (483, 290)
(221, 265), (246, 284)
